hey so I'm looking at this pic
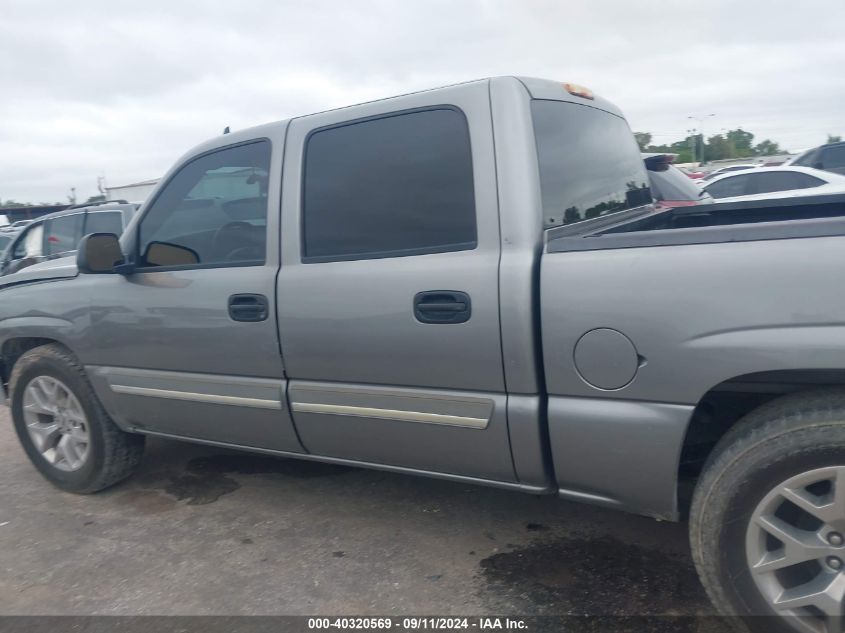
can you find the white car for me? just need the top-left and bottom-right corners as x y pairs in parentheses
(698, 163), (759, 185)
(701, 165), (845, 203)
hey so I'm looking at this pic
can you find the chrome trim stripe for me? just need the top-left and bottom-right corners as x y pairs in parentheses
(111, 385), (282, 410)
(290, 402), (488, 428)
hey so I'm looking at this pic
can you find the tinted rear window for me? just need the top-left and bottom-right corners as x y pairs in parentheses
(303, 108), (477, 262)
(85, 211), (125, 236)
(532, 100), (651, 227)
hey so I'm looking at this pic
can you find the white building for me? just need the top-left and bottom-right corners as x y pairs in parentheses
(105, 178), (159, 203)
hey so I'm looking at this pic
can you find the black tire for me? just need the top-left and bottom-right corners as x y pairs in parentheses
(9, 343), (145, 493)
(690, 389), (845, 632)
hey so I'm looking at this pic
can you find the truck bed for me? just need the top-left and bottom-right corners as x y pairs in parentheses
(546, 192), (845, 253)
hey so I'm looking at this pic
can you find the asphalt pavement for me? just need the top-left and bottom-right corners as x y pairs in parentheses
(0, 406), (714, 618)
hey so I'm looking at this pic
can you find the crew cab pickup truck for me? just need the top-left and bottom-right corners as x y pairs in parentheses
(3, 77), (845, 631)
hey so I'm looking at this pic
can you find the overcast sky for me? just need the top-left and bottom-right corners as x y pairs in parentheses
(2, 0), (843, 203)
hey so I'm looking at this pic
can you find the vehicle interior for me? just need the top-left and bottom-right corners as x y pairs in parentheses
(137, 148), (269, 268)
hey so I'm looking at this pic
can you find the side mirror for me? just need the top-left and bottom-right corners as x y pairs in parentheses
(143, 241), (200, 267)
(77, 233), (125, 274)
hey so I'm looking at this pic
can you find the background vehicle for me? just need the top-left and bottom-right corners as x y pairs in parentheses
(4, 77), (845, 630)
(643, 153), (713, 210)
(699, 163), (758, 183)
(702, 165), (845, 202)
(0, 219), (32, 234)
(0, 202), (137, 276)
(787, 140), (845, 175)
(0, 232), (14, 260)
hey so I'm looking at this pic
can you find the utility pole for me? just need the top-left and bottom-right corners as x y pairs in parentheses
(688, 114), (715, 164)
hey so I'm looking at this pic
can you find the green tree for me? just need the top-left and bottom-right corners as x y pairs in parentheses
(84, 195), (106, 204)
(754, 139), (782, 156)
(726, 129), (755, 156)
(828, 134), (842, 143)
(634, 132), (652, 151)
(0, 200), (31, 208)
(704, 134), (733, 161)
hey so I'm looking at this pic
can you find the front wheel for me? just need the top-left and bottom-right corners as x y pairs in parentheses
(9, 343), (145, 493)
(691, 390), (845, 633)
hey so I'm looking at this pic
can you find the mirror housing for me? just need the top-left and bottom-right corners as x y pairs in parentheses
(76, 233), (125, 274)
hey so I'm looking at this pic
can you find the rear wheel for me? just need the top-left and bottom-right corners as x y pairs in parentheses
(9, 343), (145, 492)
(691, 390), (845, 633)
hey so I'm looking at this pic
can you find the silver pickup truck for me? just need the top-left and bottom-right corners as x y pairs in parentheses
(3, 76), (845, 630)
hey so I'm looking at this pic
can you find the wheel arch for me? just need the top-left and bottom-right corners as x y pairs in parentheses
(677, 368), (845, 515)
(0, 336), (76, 396)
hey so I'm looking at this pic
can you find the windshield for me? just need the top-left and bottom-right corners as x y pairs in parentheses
(532, 100), (651, 227)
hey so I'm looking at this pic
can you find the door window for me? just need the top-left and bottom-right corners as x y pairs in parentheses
(44, 213), (84, 256)
(302, 108), (477, 262)
(821, 146), (845, 172)
(84, 211), (124, 236)
(746, 171), (825, 195)
(138, 140), (271, 269)
(13, 223), (44, 259)
(705, 174), (750, 199)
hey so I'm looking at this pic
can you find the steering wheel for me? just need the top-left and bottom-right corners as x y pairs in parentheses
(213, 221), (254, 259)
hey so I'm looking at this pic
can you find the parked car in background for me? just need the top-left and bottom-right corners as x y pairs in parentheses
(702, 165), (845, 202)
(0, 232), (15, 256)
(699, 164), (758, 183)
(643, 153), (713, 209)
(678, 166), (706, 180)
(787, 140), (845, 175)
(0, 202), (137, 276)
(0, 219), (32, 234)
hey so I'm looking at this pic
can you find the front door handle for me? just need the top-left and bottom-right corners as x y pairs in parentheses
(413, 291), (471, 324)
(228, 294), (269, 322)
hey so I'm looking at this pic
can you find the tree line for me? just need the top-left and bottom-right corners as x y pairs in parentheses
(635, 130), (842, 164)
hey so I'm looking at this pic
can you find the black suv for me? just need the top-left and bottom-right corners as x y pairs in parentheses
(789, 140), (845, 175)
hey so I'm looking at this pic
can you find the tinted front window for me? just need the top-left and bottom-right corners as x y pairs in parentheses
(705, 175), (750, 199)
(44, 214), (84, 256)
(85, 211), (124, 236)
(532, 100), (651, 227)
(138, 140), (270, 268)
(822, 145), (845, 170)
(649, 166), (702, 201)
(13, 224), (44, 259)
(303, 108), (477, 261)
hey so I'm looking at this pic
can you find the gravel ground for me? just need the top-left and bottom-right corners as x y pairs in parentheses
(0, 406), (714, 620)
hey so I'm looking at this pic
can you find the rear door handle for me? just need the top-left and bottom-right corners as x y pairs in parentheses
(413, 291), (471, 324)
(228, 294), (269, 322)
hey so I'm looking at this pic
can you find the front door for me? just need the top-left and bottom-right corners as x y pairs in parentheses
(83, 136), (303, 453)
(278, 82), (514, 482)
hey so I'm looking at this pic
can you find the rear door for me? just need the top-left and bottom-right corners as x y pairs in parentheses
(278, 82), (515, 482)
(44, 212), (85, 259)
(83, 209), (126, 236)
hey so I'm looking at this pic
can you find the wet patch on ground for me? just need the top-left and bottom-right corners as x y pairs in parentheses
(128, 452), (352, 506)
(114, 489), (180, 513)
(479, 534), (713, 616)
(185, 453), (352, 478)
(163, 472), (241, 505)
